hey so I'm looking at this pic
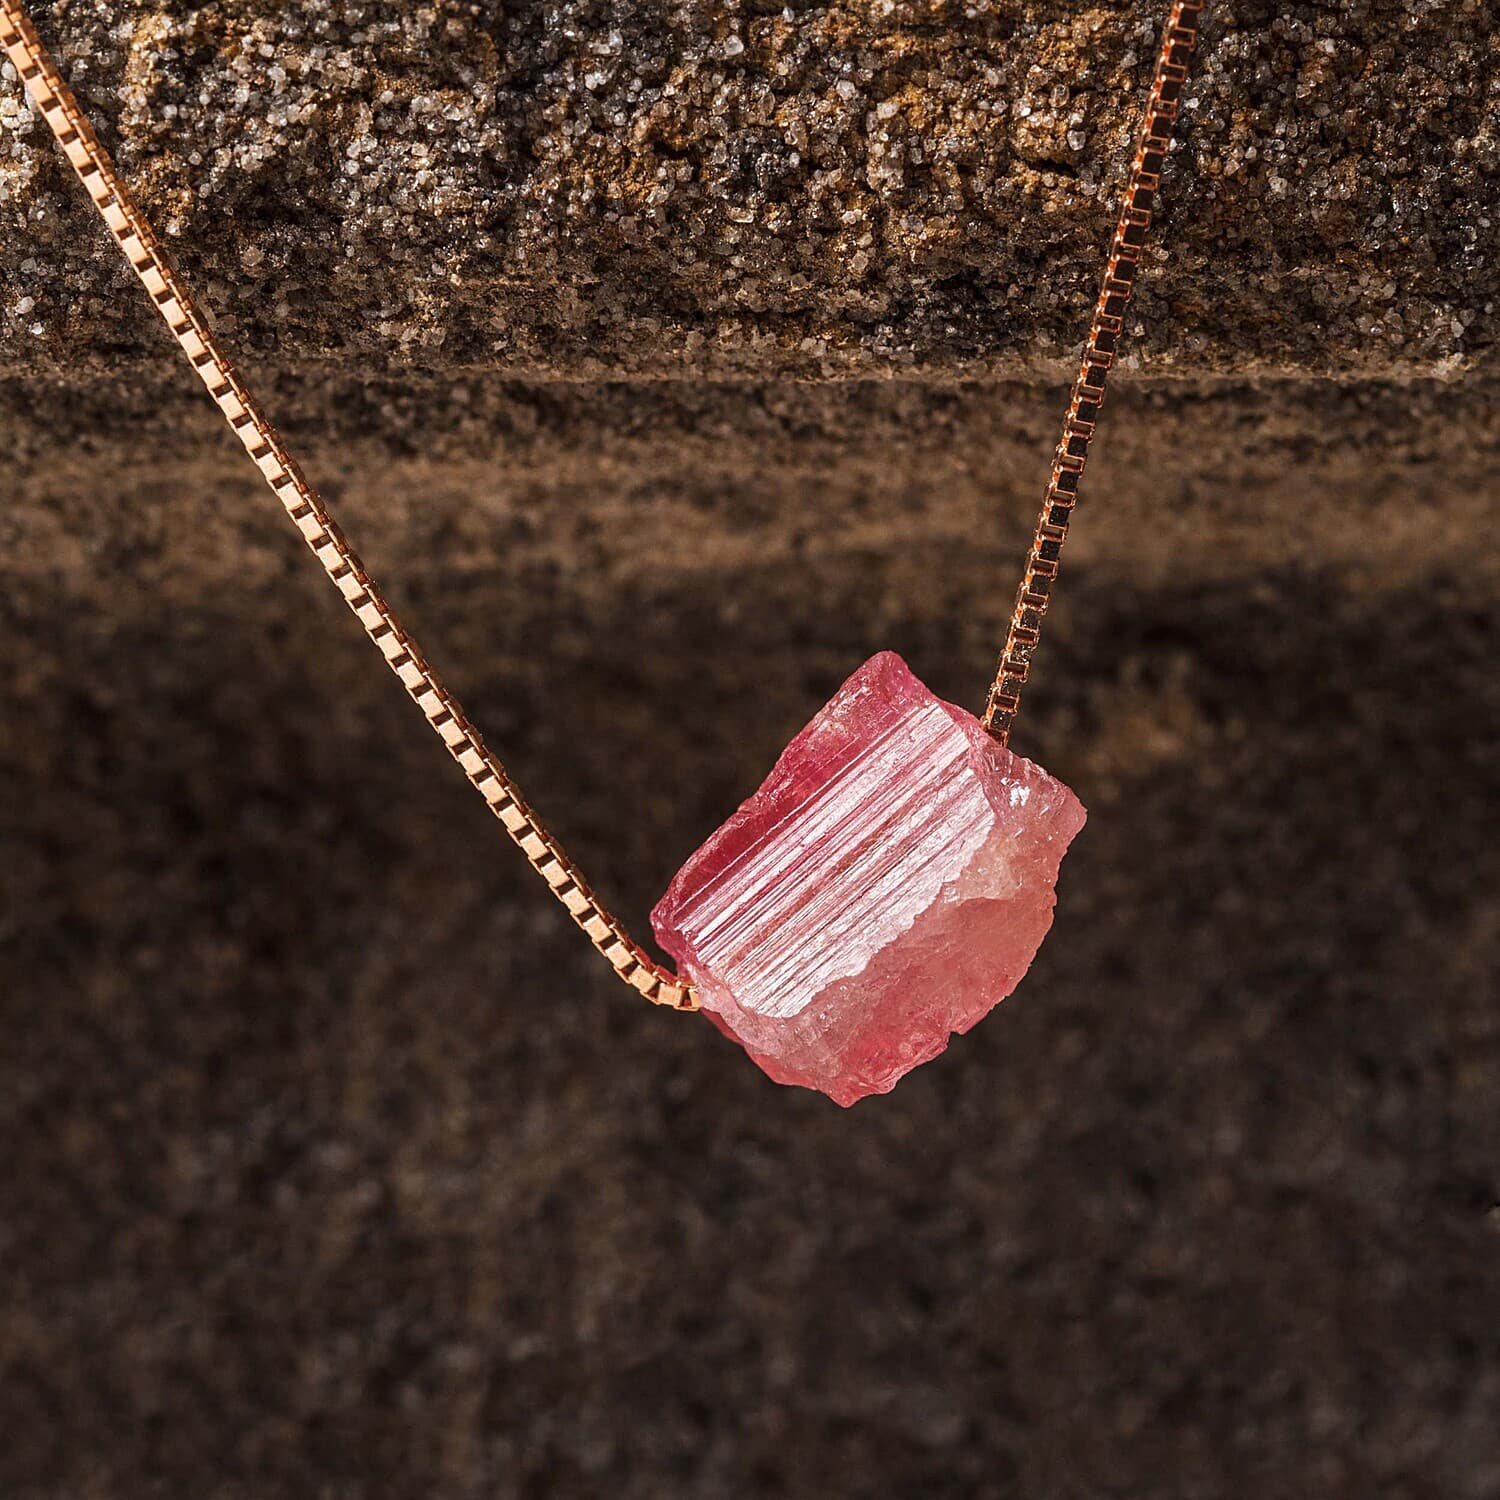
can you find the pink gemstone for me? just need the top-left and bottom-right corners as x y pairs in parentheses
(652, 651), (1086, 1106)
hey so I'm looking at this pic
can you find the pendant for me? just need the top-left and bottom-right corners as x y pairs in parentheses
(653, 652), (1085, 1105)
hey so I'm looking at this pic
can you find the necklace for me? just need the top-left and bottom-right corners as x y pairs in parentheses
(2, 0), (1206, 1105)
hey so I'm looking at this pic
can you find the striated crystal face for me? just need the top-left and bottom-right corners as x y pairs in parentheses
(652, 651), (1086, 1105)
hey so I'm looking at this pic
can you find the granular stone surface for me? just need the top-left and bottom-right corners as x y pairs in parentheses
(1, 0), (1495, 379)
(1, 2), (1498, 1498)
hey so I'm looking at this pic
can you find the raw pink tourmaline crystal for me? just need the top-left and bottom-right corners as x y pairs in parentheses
(652, 652), (1086, 1106)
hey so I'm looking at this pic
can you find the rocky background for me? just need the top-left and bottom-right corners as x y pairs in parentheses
(3, 2), (1498, 1497)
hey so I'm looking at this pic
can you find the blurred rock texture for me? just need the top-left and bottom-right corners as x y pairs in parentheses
(2, 2), (1498, 1497)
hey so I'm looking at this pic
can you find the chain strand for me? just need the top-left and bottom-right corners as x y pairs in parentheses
(982, 1), (1205, 743)
(3, 0), (1206, 998)
(0, 0), (697, 1010)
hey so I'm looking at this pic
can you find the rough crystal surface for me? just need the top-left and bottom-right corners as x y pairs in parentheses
(652, 651), (1086, 1105)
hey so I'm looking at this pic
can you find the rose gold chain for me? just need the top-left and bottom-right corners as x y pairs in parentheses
(3, 0), (1204, 1000)
(982, 1), (1206, 744)
(0, 0), (697, 1010)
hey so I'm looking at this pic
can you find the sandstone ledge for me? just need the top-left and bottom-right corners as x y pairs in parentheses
(2, 0), (1494, 381)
